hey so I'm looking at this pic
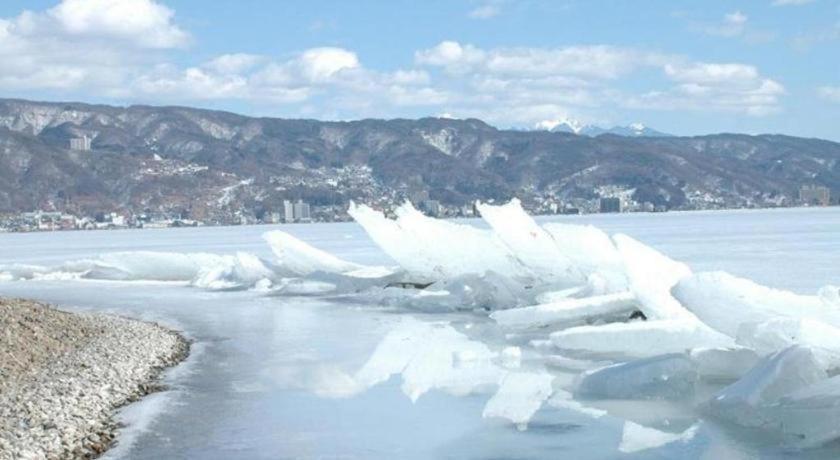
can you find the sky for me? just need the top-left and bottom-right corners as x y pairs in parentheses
(0, 0), (838, 140)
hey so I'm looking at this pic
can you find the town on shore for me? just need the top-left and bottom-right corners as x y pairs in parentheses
(0, 184), (832, 234)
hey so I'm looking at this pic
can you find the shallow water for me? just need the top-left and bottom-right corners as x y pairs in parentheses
(0, 207), (838, 459)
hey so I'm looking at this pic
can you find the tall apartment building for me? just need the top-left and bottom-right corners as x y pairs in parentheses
(293, 200), (311, 222)
(69, 135), (92, 151)
(799, 185), (831, 206)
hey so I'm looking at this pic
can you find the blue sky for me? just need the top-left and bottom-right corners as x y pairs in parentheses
(0, 0), (838, 139)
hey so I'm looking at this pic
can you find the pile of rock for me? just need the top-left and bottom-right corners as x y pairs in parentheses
(0, 299), (188, 459)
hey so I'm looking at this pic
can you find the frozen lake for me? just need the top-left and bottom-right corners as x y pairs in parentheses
(1, 206), (839, 459)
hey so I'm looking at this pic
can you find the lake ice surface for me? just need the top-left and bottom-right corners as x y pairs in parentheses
(1, 206), (839, 459)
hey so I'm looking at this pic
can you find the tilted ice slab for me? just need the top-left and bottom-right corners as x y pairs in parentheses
(490, 291), (638, 329)
(349, 202), (524, 280)
(688, 348), (760, 382)
(613, 234), (694, 321)
(674, 271), (840, 337)
(476, 199), (584, 285)
(551, 319), (735, 359)
(772, 374), (840, 447)
(704, 345), (827, 430)
(542, 222), (626, 291)
(381, 271), (532, 312)
(263, 230), (367, 276)
(575, 353), (699, 400)
(736, 317), (840, 367)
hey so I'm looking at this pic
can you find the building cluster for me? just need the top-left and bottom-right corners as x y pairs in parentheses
(1, 182), (834, 233)
(277, 200), (311, 223)
(0, 210), (204, 233)
(799, 185), (831, 206)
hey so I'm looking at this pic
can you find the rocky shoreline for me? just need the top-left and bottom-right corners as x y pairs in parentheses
(0, 298), (189, 459)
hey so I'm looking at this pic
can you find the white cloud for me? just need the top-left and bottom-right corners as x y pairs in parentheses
(819, 86), (840, 102)
(664, 62), (758, 84)
(632, 61), (785, 115)
(47, 0), (189, 48)
(469, 4), (501, 19)
(0, 0), (189, 91)
(413, 41), (784, 122)
(299, 47), (360, 81)
(415, 41), (486, 73)
(131, 48), (446, 111)
(416, 41), (663, 79)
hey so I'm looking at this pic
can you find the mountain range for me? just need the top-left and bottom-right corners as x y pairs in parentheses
(0, 98), (838, 222)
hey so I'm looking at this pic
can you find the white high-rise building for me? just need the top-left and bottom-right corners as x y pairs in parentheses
(293, 200), (311, 222)
(282, 200), (294, 223)
(69, 135), (91, 151)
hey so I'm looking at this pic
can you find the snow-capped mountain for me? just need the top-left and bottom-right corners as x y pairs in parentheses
(535, 119), (672, 137)
(533, 118), (586, 134)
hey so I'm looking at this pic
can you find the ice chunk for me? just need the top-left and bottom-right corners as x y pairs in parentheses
(263, 230), (364, 275)
(551, 319), (735, 358)
(192, 252), (278, 290)
(0, 263), (80, 281)
(85, 251), (227, 281)
(618, 421), (699, 453)
(349, 202), (522, 279)
(575, 353), (698, 400)
(688, 348), (760, 382)
(490, 291), (637, 329)
(704, 345), (827, 429)
(0, 251), (281, 288)
(477, 199), (583, 284)
(541, 222), (624, 276)
(348, 202), (422, 273)
(772, 375), (840, 447)
(612, 234), (694, 320)
(353, 318), (504, 402)
(414, 271), (529, 312)
(674, 271), (838, 337)
(481, 371), (555, 429)
(736, 317), (840, 367)
(378, 271), (529, 312)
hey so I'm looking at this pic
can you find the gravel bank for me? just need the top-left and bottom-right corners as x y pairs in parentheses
(0, 298), (189, 459)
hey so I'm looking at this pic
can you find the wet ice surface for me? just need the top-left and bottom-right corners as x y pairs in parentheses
(1, 206), (839, 459)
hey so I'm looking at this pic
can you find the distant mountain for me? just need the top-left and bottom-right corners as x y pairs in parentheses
(583, 123), (673, 138)
(535, 119), (672, 137)
(0, 98), (838, 222)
